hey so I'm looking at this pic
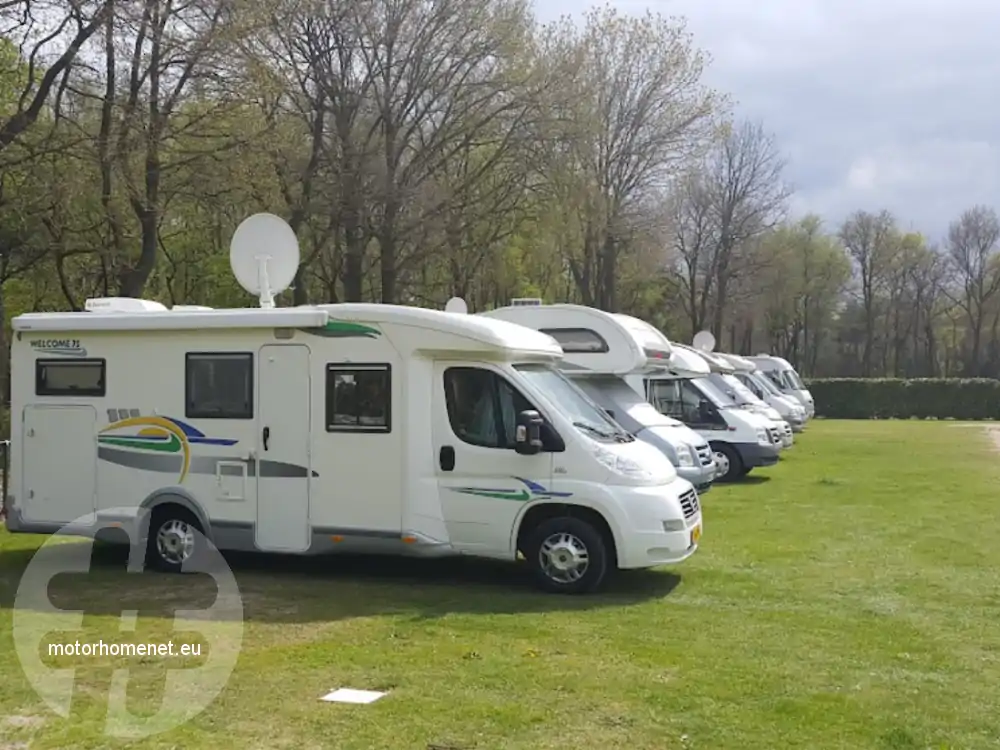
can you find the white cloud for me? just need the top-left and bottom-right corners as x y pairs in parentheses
(532, 0), (1000, 240)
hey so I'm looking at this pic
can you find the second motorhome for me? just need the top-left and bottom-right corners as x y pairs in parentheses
(643, 344), (781, 482)
(478, 302), (719, 493)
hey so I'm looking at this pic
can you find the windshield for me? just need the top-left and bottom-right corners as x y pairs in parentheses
(690, 377), (730, 408)
(515, 365), (633, 443)
(576, 376), (675, 429)
(721, 373), (762, 405)
(784, 369), (805, 389)
(751, 371), (783, 397)
(706, 373), (747, 406)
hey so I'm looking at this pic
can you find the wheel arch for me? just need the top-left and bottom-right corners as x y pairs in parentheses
(513, 501), (621, 568)
(139, 488), (212, 542)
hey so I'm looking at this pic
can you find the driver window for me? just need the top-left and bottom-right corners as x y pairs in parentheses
(444, 367), (535, 449)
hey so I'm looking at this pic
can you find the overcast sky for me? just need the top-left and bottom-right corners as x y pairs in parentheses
(533, 0), (1000, 242)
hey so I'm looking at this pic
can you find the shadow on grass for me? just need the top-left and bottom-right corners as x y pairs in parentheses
(0, 538), (682, 623)
(738, 475), (772, 485)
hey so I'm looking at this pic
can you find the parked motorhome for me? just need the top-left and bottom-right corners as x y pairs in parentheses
(4, 216), (703, 595)
(720, 353), (807, 433)
(679, 345), (790, 449)
(748, 355), (815, 418)
(478, 302), (718, 492)
(642, 345), (781, 482)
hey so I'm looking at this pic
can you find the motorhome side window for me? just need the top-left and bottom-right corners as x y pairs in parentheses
(185, 353), (253, 419)
(444, 367), (535, 449)
(35, 359), (106, 397)
(649, 380), (717, 425)
(326, 364), (391, 432)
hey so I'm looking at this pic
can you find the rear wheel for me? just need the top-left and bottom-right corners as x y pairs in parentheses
(145, 506), (204, 573)
(524, 516), (609, 594)
(710, 442), (743, 482)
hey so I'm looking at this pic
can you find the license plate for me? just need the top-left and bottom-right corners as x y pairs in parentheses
(691, 524), (702, 545)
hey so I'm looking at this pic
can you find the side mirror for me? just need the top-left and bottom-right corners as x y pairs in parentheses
(514, 409), (544, 455)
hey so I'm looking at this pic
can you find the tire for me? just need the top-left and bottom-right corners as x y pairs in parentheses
(524, 516), (609, 594)
(145, 506), (204, 573)
(710, 442), (743, 483)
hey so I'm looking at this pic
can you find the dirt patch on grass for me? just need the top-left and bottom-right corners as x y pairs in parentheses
(983, 426), (1000, 452)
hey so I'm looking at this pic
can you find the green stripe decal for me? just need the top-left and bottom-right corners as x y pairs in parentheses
(300, 321), (381, 338)
(453, 489), (531, 501)
(97, 434), (183, 453)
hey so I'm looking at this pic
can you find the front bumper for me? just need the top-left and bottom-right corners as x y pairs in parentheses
(610, 482), (703, 569)
(733, 441), (781, 469)
(677, 463), (716, 493)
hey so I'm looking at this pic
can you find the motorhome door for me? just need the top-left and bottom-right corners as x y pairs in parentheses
(255, 344), (312, 552)
(433, 363), (553, 556)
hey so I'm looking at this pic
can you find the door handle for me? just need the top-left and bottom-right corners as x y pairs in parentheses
(439, 445), (455, 472)
(262, 426), (270, 451)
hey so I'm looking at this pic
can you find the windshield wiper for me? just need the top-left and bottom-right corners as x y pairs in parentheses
(573, 421), (615, 439)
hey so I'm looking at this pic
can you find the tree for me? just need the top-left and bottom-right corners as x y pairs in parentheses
(943, 205), (1000, 375)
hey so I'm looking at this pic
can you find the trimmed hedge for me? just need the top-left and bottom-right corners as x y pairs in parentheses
(804, 378), (1000, 420)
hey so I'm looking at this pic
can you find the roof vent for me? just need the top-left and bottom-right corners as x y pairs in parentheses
(84, 297), (168, 313)
(510, 298), (542, 306)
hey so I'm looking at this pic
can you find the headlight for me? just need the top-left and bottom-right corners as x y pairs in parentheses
(676, 445), (694, 467)
(593, 445), (654, 480)
(662, 519), (686, 532)
(755, 428), (768, 443)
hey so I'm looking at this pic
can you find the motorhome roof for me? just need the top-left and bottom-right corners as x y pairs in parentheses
(676, 343), (735, 373)
(477, 303), (672, 375)
(13, 301), (562, 359)
(663, 343), (711, 377)
(749, 354), (793, 369)
(716, 352), (756, 372)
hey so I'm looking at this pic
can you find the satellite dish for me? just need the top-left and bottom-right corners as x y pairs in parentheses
(230, 213), (300, 309)
(692, 330), (716, 352)
(444, 297), (468, 314)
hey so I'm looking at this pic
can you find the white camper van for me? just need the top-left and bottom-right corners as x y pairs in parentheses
(643, 345), (781, 482)
(3, 214), (702, 595)
(680, 345), (790, 450)
(748, 355), (815, 418)
(720, 353), (806, 433)
(478, 302), (718, 493)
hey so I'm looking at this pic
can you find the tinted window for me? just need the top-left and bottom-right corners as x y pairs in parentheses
(35, 359), (106, 397)
(444, 367), (535, 449)
(538, 327), (609, 353)
(326, 364), (391, 432)
(185, 353), (253, 419)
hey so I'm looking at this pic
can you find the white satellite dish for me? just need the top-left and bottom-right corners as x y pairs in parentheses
(229, 213), (300, 309)
(444, 297), (468, 314)
(692, 330), (716, 352)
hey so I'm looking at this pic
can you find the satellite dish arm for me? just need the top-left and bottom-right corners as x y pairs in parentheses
(257, 255), (274, 309)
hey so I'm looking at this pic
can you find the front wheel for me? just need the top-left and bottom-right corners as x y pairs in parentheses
(710, 442), (743, 482)
(524, 516), (609, 594)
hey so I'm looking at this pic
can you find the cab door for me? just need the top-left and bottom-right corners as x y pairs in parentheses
(432, 363), (553, 557)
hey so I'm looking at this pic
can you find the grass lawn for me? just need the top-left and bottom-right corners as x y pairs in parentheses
(1, 420), (999, 749)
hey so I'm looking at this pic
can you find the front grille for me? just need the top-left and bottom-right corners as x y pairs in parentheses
(679, 488), (700, 519)
(695, 444), (713, 466)
(766, 428), (780, 444)
(782, 423), (792, 437)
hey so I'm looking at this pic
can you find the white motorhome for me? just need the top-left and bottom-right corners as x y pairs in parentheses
(720, 353), (807, 433)
(748, 355), (815, 418)
(642, 345), (781, 482)
(477, 302), (719, 493)
(3, 214), (703, 595)
(681, 346), (790, 450)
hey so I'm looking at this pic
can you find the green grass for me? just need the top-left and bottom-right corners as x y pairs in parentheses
(2, 420), (1000, 749)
